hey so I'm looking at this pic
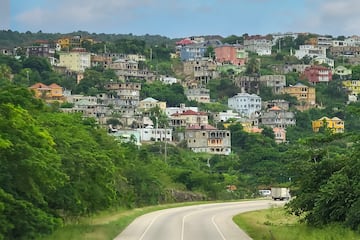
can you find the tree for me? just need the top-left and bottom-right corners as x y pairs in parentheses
(149, 105), (169, 128)
(351, 65), (360, 80)
(222, 35), (244, 44)
(301, 55), (313, 64)
(245, 57), (260, 75)
(38, 113), (119, 216)
(22, 56), (51, 74)
(75, 69), (106, 95)
(0, 103), (65, 238)
(285, 133), (360, 230)
(114, 38), (146, 54)
(261, 126), (275, 140)
(141, 81), (187, 107)
(205, 46), (215, 59)
(0, 64), (12, 81)
(0, 55), (22, 73)
(207, 78), (240, 101)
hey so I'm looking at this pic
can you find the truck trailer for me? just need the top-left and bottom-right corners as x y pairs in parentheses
(271, 187), (290, 201)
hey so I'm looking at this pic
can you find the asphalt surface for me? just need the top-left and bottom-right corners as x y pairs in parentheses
(114, 200), (282, 240)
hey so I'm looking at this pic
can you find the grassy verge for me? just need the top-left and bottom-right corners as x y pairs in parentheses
(233, 206), (360, 240)
(39, 201), (208, 240)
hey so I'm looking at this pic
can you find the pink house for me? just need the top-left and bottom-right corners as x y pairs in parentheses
(301, 65), (332, 84)
(273, 127), (286, 144)
(215, 45), (247, 66)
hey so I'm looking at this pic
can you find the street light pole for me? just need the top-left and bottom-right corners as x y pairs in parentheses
(155, 116), (158, 142)
(164, 127), (167, 164)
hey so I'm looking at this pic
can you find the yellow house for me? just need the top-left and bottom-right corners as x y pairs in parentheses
(282, 83), (316, 111)
(223, 121), (262, 134)
(58, 37), (70, 50)
(342, 80), (360, 95)
(312, 116), (344, 133)
(58, 48), (91, 72)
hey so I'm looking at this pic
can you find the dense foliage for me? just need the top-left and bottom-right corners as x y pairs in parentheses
(141, 81), (188, 107)
(284, 132), (360, 230)
(0, 82), (265, 239)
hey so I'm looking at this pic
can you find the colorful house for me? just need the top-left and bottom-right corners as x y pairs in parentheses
(273, 127), (286, 143)
(215, 44), (248, 66)
(301, 65), (332, 84)
(312, 116), (344, 133)
(29, 83), (64, 103)
(58, 48), (91, 72)
(342, 80), (360, 95)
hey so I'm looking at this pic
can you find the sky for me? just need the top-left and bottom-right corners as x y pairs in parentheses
(3, 0), (360, 38)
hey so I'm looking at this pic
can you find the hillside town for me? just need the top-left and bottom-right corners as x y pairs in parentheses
(1, 32), (354, 154)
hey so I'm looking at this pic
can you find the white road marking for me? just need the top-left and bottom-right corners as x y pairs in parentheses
(181, 210), (197, 240)
(212, 215), (226, 240)
(139, 212), (163, 240)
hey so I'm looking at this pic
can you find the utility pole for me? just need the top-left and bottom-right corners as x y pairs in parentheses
(278, 38), (281, 53)
(164, 128), (167, 164)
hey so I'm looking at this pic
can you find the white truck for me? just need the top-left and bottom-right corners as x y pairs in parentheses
(271, 187), (290, 201)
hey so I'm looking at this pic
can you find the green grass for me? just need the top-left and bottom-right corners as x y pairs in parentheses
(233, 206), (360, 240)
(38, 201), (208, 240)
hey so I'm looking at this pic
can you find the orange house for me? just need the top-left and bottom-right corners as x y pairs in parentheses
(29, 83), (64, 103)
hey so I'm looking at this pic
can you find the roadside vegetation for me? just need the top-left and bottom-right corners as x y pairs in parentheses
(234, 206), (360, 240)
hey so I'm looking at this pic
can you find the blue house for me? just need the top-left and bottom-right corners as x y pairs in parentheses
(179, 39), (222, 61)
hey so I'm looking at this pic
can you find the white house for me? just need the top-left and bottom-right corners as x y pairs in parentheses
(228, 92), (262, 118)
(311, 56), (335, 69)
(159, 76), (178, 84)
(109, 129), (141, 146)
(294, 45), (326, 59)
(344, 36), (360, 46)
(244, 36), (272, 56)
(213, 110), (242, 123)
(137, 126), (172, 142)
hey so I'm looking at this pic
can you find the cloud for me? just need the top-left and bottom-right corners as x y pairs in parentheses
(293, 0), (360, 36)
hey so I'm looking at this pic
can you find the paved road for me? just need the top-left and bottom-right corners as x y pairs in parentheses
(114, 200), (282, 240)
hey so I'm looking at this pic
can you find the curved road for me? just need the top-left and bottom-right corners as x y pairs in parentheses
(114, 200), (283, 240)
